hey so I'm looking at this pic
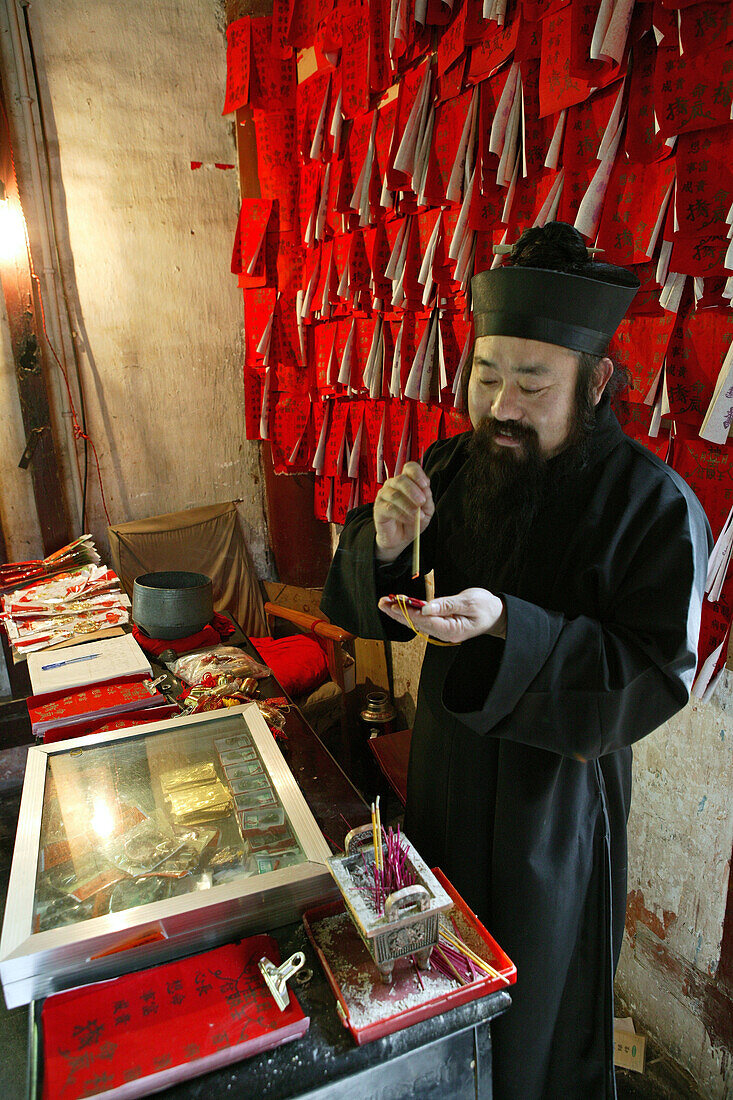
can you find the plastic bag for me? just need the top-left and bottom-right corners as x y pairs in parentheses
(166, 645), (270, 685)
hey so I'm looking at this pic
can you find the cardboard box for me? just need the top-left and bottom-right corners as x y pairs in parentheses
(614, 1017), (646, 1073)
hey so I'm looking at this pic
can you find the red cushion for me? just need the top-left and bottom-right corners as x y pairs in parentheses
(249, 634), (330, 697)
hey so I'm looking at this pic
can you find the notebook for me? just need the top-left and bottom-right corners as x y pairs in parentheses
(27, 677), (169, 739)
(27, 633), (152, 695)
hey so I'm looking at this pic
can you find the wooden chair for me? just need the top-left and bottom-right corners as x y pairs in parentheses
(107, 503), (363, 735)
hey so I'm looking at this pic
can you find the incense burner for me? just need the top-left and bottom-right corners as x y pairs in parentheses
(328, 827), (453, 983)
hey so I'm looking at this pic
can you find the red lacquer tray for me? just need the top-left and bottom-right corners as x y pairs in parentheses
(303, 867), (516, 1045)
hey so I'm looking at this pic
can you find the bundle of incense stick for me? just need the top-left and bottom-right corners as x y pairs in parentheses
(431, 917), (512, 987)
(368, 801), (415, 915)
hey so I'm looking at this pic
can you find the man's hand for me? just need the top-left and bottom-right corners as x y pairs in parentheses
(378, 588), (507, 642)
(373, 462), (435, 563)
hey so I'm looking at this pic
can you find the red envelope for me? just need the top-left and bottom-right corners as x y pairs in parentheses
(314, 320), (345, 393)
(626, 259), (664, 316)
(608, 314), (677, 403)
(467, 19), (520, 84)
(287, 0), (327, 49)
(423, 90), (473, 207)
(521, 61), (561, 177)
(384, 399), (411, 476)
(243, 287), (277, 364)
(313, 474), (332, 521)
(675, 124), (733, 239)
(386, 60), (432, 191)
(595, 157), (676, 264)
(671, 431), (733, 541)
(558, 163), (594, 224)
(614, 399), (671, 459)
(666, 306), (733, 425)
(253, 107), (299, 232)
(369, 0), (391, 95)
(244, 365), (264, 440)
(222, 16), (251, 115)
(561, 79), (623, 174)
(625, 32), (673, 164)
(235, 199), (274, 288)
(539, 8), (596, 117)
(678, 2), (733, 59)
(438, 312), (472, 396)
(437, 4), (468, 77)
(654, 41), (733, 140)
(271, 0), (295, 60)
(415, 402), (444, 458)
(341, 1), (371, 120)
(250, 16), (296, 111)
(506, 170), (557, 238)
(323, 400), (351, 476)
(297, 70), (332, 163)
(670, 235), (731, 279)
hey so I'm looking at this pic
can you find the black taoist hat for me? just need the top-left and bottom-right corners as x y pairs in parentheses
(471, 224), (640, 356)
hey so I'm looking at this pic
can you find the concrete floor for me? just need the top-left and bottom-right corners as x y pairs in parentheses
(0, 741), (702, 1098)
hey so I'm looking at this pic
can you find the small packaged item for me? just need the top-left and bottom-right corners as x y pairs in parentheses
(240, 806), (285, 831)
(108, 876), (171, 913)
(104, 818), (184, 877)
(213, 734), (253, 752)
(166, 646), (270, 686)
(229, 774), (270, 794)
(220, 750), (262, 771)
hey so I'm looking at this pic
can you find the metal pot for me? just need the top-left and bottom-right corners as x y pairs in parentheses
(359, 690), (395, 739)
(132, 571), (214, 640)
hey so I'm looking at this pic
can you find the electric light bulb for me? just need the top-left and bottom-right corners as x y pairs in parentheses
(0, 198), (28, 264)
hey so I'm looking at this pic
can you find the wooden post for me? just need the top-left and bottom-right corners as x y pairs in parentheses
(0, 88), (70, 556)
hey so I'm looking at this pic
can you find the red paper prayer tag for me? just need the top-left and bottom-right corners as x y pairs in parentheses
(223, 17), (251, 115)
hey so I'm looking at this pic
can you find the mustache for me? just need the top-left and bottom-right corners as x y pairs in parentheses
(470, 417), (539, 447)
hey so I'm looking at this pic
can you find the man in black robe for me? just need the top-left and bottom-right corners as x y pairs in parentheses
(321, 223), (711, 1098)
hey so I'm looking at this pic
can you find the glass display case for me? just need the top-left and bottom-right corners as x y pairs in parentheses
(0, 704), (335, 1008)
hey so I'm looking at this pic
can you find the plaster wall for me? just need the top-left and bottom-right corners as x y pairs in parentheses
(617, 669), (733, 1098)
(0, 0), (269, 571)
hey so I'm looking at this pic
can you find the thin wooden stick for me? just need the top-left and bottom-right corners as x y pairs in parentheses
(411, 507), (420, 580)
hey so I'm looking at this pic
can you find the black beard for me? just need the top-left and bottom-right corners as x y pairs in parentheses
(463, 387), (598, 586)
(464, 419), (546, 586)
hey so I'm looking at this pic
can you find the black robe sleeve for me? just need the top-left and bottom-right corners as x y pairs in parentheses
(442, 482), (712, 760)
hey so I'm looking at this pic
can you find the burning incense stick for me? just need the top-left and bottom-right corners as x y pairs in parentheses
(411, 507), (420, 579)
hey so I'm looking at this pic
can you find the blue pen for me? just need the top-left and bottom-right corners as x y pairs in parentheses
(41, 653), (101, 671)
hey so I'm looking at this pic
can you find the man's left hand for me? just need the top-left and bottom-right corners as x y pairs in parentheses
(378, 588), (507, 643)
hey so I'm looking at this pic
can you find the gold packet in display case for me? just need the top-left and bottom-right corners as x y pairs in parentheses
(166, 780), (233, 825)
(160, 761), (218, 794)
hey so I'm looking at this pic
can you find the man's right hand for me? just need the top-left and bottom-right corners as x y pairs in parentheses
(373, 462), (435, 563)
